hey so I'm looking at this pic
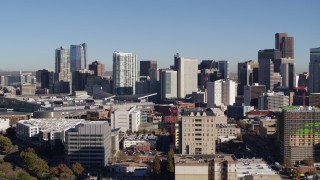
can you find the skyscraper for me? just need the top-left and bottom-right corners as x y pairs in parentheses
(70, 43), (87, 72)
(258, 49), (282, 91)
(55, 46), (71, 93)
(177, 56), (198, 98)
(237, 60), (259, 95)
(140, 60), (157, 77)
(207, 79), (236, 107)
(89, 61), (105, 77)
(275, 33), (294, 59)
(309, 47), (320, 93)
(113, 51), (139, 95)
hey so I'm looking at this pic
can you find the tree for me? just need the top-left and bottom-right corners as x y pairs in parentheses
(56, 164), (75, 180)
(282, 158), (292, 168)
(71, 162), (85, 177)
(301, 158), (314, 166)
(167, 149), (175, 173)
(20, 148), (49, 178)
(16, 170), (37, 180)
(118, 151), (127, 162)
(152, 154), (161, 176)
(0, 135), (17, 154)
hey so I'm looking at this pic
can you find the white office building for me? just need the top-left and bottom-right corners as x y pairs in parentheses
(16, 118), (84, 143)
(111, 105), (141, 132)
(258, 92), (289, 110)
(177, 57), (198, 98)
(207, 79), (236, 107)
(113, 51), (139, 95)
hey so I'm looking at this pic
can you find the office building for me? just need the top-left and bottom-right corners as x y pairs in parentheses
(207, 79), (236, 107)
(279, 58), (296, 90)
(279, 106), (320, 164)
(161, 70), (177, 99)
(298, 72), (308, 87)
(275, 33), (294, 59)
(73, 69), (94, 91)
(140, 60), (157, 77)
(258, 92), (289, 110)
(113, 52), (139, 95)
(70, 43), (87, 72)
(20, 83), (36, 95)
(309, 47), (320, 93)
(16, 118), (84, 143)
(89, 61), (105, 77)
(244, 84), (266, 108)
(177, 56), (198, 98)
(258, 49), (282, 91)
(198, 60), (229, 89)
(180, 108), (217, 155)
(55, 46), (72, 93)
(36, 69), (55, 93)
(65, 121), (111, 169)
(237, 60), (259, 95)
(111, 105), (141, 132)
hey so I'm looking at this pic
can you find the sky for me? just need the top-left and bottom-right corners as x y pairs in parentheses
(0, 1), (319, 73)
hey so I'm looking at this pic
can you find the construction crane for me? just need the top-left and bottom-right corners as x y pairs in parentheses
(293, 86), (307, 107)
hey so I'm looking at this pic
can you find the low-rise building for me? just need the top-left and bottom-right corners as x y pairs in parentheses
(259, 117), (276, 139)
(0, 119), (10, 133)
(123, 134), (157, 149)
(16, 118), (84, 143)
(109, 162), (149, 177)
(216, 124), (241, 138)
(135, 142), (150, 151)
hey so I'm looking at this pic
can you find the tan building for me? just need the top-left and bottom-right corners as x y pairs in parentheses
(175, 154), (237, 180)
(259, 117), (276, 139)
(216, 124), (241, 138)
(180, 108), (217, 155)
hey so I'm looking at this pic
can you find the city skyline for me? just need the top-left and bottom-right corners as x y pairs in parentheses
(0, 1), (320, 72)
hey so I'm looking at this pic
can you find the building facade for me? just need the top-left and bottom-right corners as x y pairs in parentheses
(207, 79), (236, 107)
(55, 46), (72, 93)
(113, 52), (139, 95)
(180, 108), (217, 155)
(275, 33), (294, 59)
(280, 107), (320, 164)
(177, 57), (198, 98)
(70, 43), (87, 72)
(65, 121), (111, 169)
(140, 60), (157, 77)
(258, 92), (289, 110)
(161, 70), (177, 99)
(89, 61), (105, 77)
(309, 47), (320, 93)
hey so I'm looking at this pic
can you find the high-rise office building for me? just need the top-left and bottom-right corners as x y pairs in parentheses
(55, 46), (71, 93)
(89, 61), (105, 77)
(275, 33), (294, 59)
(65, 121), (111, 169)
(177, 56), (198, 98)
(309, 47), (320, 93)
(113, 51), (139, 95)
(279, 58), (296, 90)
(207, 79), (236, 107)
(161, 70), (177, 99)
(70, 43), (87, 72)
(258, 49), (282, 91)
(258, 92), (289, 110)
(237, 60), (259, 95)
(298, 72), (308, 87)
(140, 60), (157, 77)
(279, 107), (320, 164)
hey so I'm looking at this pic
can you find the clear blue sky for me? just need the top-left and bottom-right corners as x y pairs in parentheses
(0, 0), (319, 73)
